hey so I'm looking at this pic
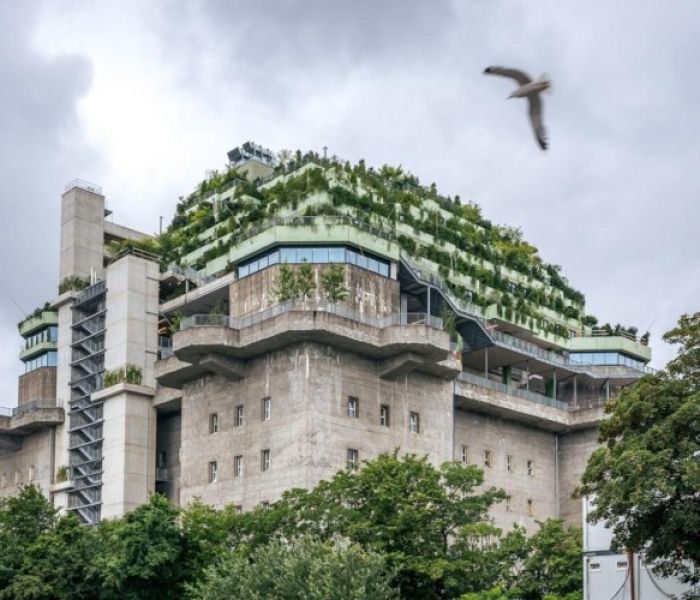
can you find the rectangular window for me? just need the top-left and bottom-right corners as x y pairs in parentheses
(157, 451), (167, 468)
(348, 397), (359, 418)
(28, 465), (35, 481)
(347, 448), (359, 470)
(209, 412), (219, 434)
(527, 459), (534, 476)
(409, 412), (420, 433)
(234, 504), (243, 514)
(589, 562), (601, 572)
(527, 498), (534, 516)
(505, 496), (512, 512)
(461, 445), (469, 463)
(235, 405), (244, 427)
(616, 561), (628, 571)
(234, 455), (243, 477)
(379, 404), (390, 427)
(506, 455), (513, 473)
(260, 449), (270, 472)
(484, 449), (492, 468)
(260, 500), (270, 509)
(208, 461), (218, 483)
(262, 398), (271, 421)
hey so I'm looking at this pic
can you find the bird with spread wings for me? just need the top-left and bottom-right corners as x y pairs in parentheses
(484, 66), (551, 151)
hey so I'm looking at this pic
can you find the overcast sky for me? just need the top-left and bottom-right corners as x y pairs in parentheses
(1, 1), (698, 405)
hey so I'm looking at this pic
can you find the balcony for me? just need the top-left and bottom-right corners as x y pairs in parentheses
(18, 311), (58, 337)
(0, 401), (64, 449)
(157, 302), (452, 388)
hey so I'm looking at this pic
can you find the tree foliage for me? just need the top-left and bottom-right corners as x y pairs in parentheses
(320, 264), (348, 303)
(189, 536), (397, 600)
(272, 263), (297, 302)
(579, 312), (700, 589)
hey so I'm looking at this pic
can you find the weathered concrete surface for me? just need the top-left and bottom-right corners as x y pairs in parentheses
(558, 428), (599, 524)
(18, 367), (57, 405)
(230, 264), (400, 319)
(156, 411), (181, 504)
(178, 341), (453, 510)
(0, 408), (64, 435)
(0, 429), (53, 499)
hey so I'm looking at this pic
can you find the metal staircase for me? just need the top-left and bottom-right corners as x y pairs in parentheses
(67, 281), (107, 524)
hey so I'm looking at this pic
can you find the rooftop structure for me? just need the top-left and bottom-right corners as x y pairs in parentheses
(0, 143), (650, 535)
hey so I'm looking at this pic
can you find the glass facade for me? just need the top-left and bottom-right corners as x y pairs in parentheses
(569, 351), (646, 370)
(238, 245), (390, 279)
(24, 350), (58, 373)
(24, 325), (58, 350)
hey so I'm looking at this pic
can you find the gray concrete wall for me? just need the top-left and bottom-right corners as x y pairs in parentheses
(559, 428), (599, 524)
(178, 341), (453, 510)
(59, 186), (105, 281)
(18, 367), (56, 405)
(454, 407), (558, 534)
(230, 264), (400, 318)
(0, 430), (53, 499)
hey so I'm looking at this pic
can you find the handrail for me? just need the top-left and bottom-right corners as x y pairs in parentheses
(180, 303), (443, 333)
(457, 371), (571, 411)
(73, 280), (106, 305)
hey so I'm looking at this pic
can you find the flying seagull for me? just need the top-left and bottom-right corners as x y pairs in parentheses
(483, 66), (550, 150)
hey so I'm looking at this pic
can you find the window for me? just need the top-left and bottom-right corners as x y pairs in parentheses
(208, 461), (218, 483)
(379, 405), (390, 427)
(348, 397), (359, 418)
(505, 496), (512, 512)
(526, 460), (534, 476)
(0, 473), (5, 488)
(234, 504), (243, 514)
(589, 562), (601, 572)
(260, 449), (271, 472)
(460, 445), (469, 464)
(262, 398), (271, 421)
(527, 498), (534, 516)
(209, 412), (219, 434)
(235, 405), (244, 427)
(484, 450), (492, 468)
(506, 455), (513, 473)
(260, 501), (270, 509)
(409, 412), (420, 433)
(234, 455), (244, 477)
(616, 561), (628, 571)
(28, 465), (35, 481)
(347, 448), (359, 470)
(157, 451), (167, 468)
(14, 471), (20, 485)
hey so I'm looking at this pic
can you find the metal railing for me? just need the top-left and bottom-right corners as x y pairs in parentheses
(0, 407), (12, 417)
(65, 179), (102, 195)
(180, 302), (443, 333)
(11, 399), (57, 416)
(73, 280), (106, 306)
(490, 330), (571, 369)
(457, 371), (571, 411)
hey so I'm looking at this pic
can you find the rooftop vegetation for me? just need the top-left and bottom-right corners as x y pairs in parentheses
(119, 149), (641, 342)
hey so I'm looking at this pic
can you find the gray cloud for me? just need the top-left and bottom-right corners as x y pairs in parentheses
(0, 1), (696, 408)
(0, 2), (93, 404)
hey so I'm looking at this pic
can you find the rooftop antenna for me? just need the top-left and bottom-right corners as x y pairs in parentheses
(10, 297), (27, 318)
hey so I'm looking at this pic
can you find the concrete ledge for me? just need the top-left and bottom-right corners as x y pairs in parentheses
(155, 356), (212, 390)
(0, 407), (64, 436)
(91, 382), (155, 402)
(153, 386), (182, 412)
(198, 354), (247, 380)
(454, 379), (602, 433)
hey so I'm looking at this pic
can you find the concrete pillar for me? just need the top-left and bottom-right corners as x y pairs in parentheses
(59, 183), (106, 281)
(484, 347), (489, 378)
(525, 360), (530, 391)
(426, 286), (431, 317)
(573, 375), (578, 407)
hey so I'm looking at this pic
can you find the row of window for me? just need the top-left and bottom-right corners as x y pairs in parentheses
(23, 350), (57, 373)
(238, 245), (390, 279)
(24, 326), (58, 350)
(569, 351), (645, 370)
(208, 449), (271, 482)
(347, 397), (420, 433)
(505, 496), (536, 516)
(208, 399), (420, 434)
(208, 399), (270, 434)
(0, 466), (35, 487)
(460, 445), (535, 476)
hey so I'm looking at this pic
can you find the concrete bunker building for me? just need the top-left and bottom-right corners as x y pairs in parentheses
(0, 143), (651, 533)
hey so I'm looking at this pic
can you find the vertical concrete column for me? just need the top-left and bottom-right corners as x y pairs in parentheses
(59, 184), (106, 282)
(501, 365), (512, 386)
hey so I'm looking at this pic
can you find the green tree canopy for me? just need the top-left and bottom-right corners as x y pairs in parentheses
(189, 536), (397, 600)
(579, 312), (700, 588)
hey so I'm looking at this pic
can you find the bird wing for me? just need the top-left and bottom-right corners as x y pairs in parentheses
(528, 94), (547, 150)
(483, 66), (532, 85)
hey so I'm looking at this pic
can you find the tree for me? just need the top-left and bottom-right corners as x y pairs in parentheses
(321, 265), (348, 303)
(268, 451), (506, 598)
(579, 312), (700, 590)
(0, 485), (56, 590)
(95, 494), (187, 600)
(0, 514), (101, 600)
(272, 263), (297, 302)
(189, 536), (397, 600)
(296, 262), (316, 301)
